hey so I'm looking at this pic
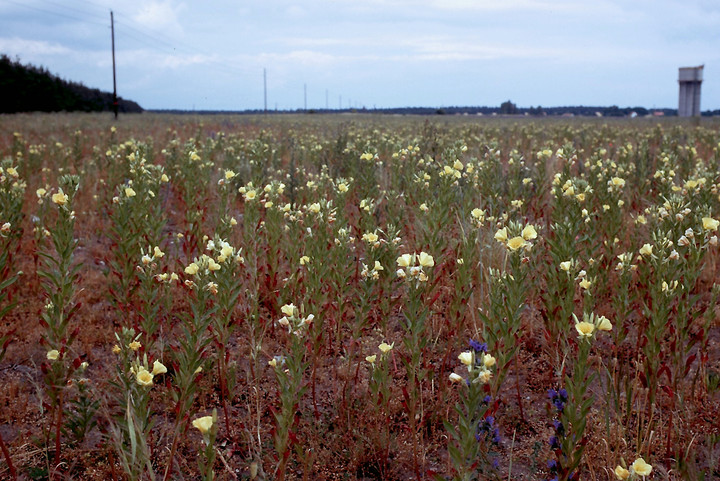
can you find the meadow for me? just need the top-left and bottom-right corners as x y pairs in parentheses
(0, 112), (719, 480)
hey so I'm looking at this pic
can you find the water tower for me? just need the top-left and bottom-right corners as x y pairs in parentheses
(678, 65), (703, 117)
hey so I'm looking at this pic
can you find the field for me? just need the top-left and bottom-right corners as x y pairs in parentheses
(1, 112), (720, 480)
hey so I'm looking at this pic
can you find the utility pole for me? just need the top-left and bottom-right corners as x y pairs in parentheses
(263, 68), (267, 113)
(110, 10), (118, 119)
(304, 83), (307, 111)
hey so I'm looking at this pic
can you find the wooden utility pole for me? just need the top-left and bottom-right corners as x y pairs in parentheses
(111, 10), (118, 119)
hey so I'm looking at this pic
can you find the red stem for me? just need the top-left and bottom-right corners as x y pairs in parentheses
(0, 431), (17, 480)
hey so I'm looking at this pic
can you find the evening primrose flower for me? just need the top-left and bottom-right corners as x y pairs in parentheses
(129, 340), (141, 351)
(482, 354), (496, 368)
(575, 321), (595, 338)
(639, 244), (653, 256)
(52, 189), (68, 205)
(365, 355), (377, 364)
(630, 458), (652, 477)
(458, 351), (474, 366)
(614, 466), (630, 480)
(560, 260), (572, 272)
(397, 254), (413, 268)
(418, 252), (434, 267)
(125, 187), (136, 198)
(506, 236), (526, 251)
(136, 368), (153, 387)
(494, 227), (508, 243)
(449, 373), (463, 383)
(152, 360), (167, 375)
(192, 415), (214, 435)
(185, 263), (199, 275)
(244, 190), (257, 201)
(597, 316), (612, 331)
(378, 342), (394, 353)
(521, 224), (537, 241)
(299, 255), (310, 266)
(471, 208), (484, 220)
(47, 349), (60, 361)
(702, 217), (720, 231)
(579, 278), (592, 290)
(281, 303), (296, 317)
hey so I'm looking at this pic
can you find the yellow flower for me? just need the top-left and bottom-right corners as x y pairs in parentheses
(365, 355), (377, 364)
(52, 189), (68, 205)
(129, 340), (141, 351)
(373, 260), (383, 272)
(458, 351), (474, 366)
(268, 358), (277, 367)
(244, 190), (257, 201)
(418, 252), (434, 267)
(185, 263), (199, 275)
(482, 354), (496, 368)
(521, 224), (537, 241)
(477, 369), (492, 383)
(225, 170), (236, 180)
(597, 316), (612, 331)
(363, 232), (379, 243)
(112, 344), (121, 355)
(152, 360), (167, 375)
(378, 342), (394, 353)
(702, 217), (719, 231)
(575, 321), (595, 338)
(396, 254), (413, 268)
(207, 258), (221, 271)
(610, 177), (626, 188)
(47, 349), (59, 361)
(281, 303), (296, 317)
(579, 278), (592, 290)
(419, 203), (428, 212)
(639, 244), (653, 256)
(125, 187), (136, 197)
(338, 182), (348, 192)
(614, 465), (630, 480)
(161, 174), (169, 183)
(494, 227), (508, 243)
(153, 246), (165, 258)
(630, 458), (652, 477)
(300, 255), (310, 266)
(449, 373), (463, 383)
(192, 415), (214, 435)
(560, 261), (572, 272)
(136, 368), (154, 387)
(471, 208), (484, 220)
(506, 236), (526, 251)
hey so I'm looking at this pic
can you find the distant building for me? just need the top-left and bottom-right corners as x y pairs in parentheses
(678, 65), (703, 117)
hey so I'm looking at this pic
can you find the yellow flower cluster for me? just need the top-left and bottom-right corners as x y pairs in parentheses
(494, 223), (538, 252)
(396, 252), (435, 282)
(574, 312), (612, 340)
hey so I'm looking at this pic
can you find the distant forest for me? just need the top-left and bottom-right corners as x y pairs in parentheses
(0, 55), (142, 114)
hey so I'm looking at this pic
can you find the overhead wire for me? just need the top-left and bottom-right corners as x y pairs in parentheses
(1, 0), (249, 78)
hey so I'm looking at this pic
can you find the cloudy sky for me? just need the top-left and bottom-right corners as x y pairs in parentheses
(1, 0), (718, 111)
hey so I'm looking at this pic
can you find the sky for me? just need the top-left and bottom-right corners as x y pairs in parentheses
(0, 0), (719, 111)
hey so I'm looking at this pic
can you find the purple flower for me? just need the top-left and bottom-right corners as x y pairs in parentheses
(549, 435), (560, 449)
(469, 339), (487, 353)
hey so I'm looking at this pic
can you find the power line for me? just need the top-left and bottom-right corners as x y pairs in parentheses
(0, 0), (107, 27)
